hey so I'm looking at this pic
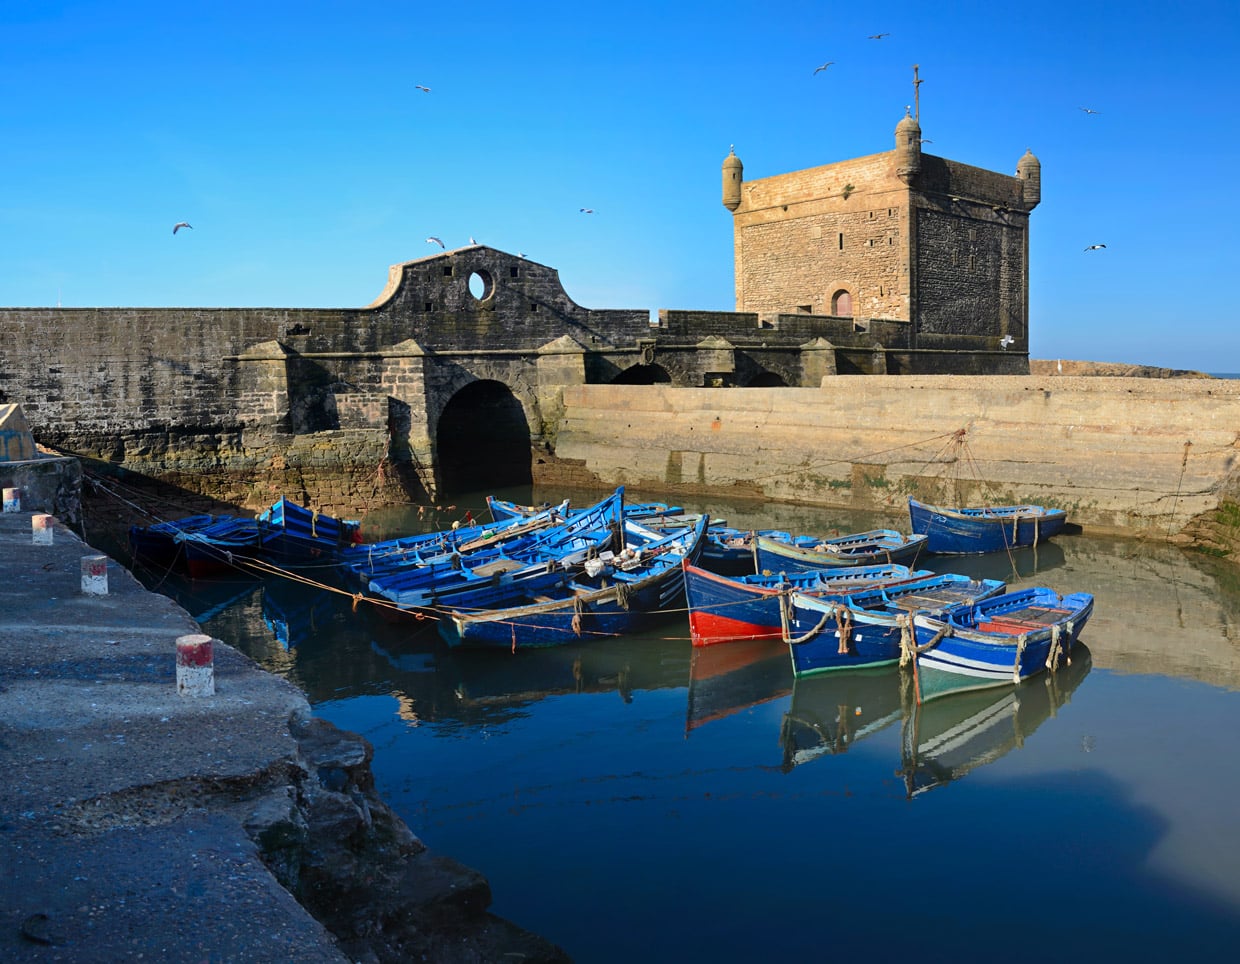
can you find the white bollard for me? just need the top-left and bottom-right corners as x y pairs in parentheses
(81, 555), (109, 595)
(176, 634), (215, 697)
(32, 514), (53, 545)
(2, 487), (19, 512)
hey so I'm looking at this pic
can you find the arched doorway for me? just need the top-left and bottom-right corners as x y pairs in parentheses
(745, 371), (788, 387)
(831, 289), (853, 317)
(611, 364), (672, 384)
(436, 380), (532, 497)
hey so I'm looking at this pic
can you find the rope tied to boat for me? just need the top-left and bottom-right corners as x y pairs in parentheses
(1045, 623), (1063, 670)
(834, 605), (853, 655)
(784, 601), (835, 646)
(351, 592), (363, 612)
(616, 581), (633, 611)
(311, 511), (319, 539)
(1013, 634), (1029, 684)
(571, 595), (586, 637)
(898, 613), (914, 667)
(1064, 620), (1074, 665)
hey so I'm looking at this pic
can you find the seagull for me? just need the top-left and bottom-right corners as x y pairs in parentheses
(415, 85), (431, 93)
(1000, 335), (1015, 349)
(469, 236), (477, 244)
(813, 62), (834, 74)
(867, 33), (889, 40)
(1084, 243), (1106, 251)
(1079, 107), (1100, 114)
(172, 222), (192, 234)
(426, 236), (444, 248)
(579, 208), (594, 214)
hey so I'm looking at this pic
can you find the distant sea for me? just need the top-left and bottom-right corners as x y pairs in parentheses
(1210, 372), (1240, 379)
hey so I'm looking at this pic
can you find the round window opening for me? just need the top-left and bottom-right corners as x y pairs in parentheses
(468, 269), (494, 302)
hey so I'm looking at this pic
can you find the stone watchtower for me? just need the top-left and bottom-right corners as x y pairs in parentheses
(722, 108), (1040, 360)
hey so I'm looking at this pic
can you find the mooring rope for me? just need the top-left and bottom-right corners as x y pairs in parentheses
(1013, 634), (1029, 684)
(834, 605), (853, 655)
(1045, 623), (1063, 670)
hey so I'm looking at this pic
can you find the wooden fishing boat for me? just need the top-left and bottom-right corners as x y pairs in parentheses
(899, 645), (1092, 797)
(338, 498), (573, 587)
(907, 497), (1067, 554)
(754, 528), (927, 574)
(128, 513), (230, 571)
(487, 492), (683, 524)
(176, 515), (263, 578)
(910, 586), (1094, 703)
(255, 497), (362, 568)
(682, 561), (933, 647)
(692, 526), (794, 576)
(783, 574), (1006, 677)
(365, 495), (627, 616)
(437, 516), (709, 650)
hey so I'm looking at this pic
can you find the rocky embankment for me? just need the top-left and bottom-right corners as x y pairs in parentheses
(1029, 359), (1213, 378)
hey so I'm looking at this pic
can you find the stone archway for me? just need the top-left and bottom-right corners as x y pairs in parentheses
(435, 380), (532, 497)
(611, 363), (671, 385)
(831, 289), (853, 317)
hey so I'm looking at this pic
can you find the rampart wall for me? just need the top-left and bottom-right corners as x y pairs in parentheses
(546, 376), (1240, 537)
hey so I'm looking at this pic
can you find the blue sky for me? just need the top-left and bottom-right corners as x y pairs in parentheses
(3, 0), (1237, 370)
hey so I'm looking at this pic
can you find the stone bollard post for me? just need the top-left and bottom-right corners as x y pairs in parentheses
(81, 555), (109, 595)
(176, 634), (216, 697)
(32, 514), (53, 545)
(2, 487), (19, 512)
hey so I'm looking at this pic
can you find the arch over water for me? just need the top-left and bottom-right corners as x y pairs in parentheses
(611, 363), (671, 385)
(435, 379), (532, 497)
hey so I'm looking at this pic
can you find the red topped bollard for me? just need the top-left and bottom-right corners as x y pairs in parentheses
(176, 634), (216, 697)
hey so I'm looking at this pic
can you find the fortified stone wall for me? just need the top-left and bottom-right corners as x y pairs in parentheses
(546, 376), (1240, 537)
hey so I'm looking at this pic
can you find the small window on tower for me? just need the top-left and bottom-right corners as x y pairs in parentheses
(838, 233), (844, 250)
(424, 301), (434, 312)
(443, 266), (453, 277)
(509, 266), (520, 278)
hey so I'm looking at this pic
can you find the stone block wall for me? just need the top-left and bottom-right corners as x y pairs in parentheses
(547, 376), (1240, 537)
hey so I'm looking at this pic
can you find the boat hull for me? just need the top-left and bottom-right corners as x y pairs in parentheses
(908, 498), (1067, 554)
(912, 589), (1094, 702)
(754, 530), (928, 574)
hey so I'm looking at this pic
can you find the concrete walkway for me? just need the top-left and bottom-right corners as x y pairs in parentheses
(0, 510), (348, 962)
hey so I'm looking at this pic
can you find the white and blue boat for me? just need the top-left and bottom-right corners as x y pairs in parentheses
(911, 586), (1094, 702)
(755, 528), (928, 573)
(782, 574), (1006, 678)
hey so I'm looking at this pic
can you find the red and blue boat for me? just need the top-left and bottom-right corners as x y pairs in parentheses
(683, 561), (933, 647)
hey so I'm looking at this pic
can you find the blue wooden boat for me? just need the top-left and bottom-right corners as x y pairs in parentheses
(907, 497), (1067, 554)
(338, 498), (572, 587)
(693, 526), (793, 576)
(910, 586), (1094, 703)
(256, 497), (362, 568)
(365, 492), (627, 615)
(128, 513), (230, 571)
(487, 492), (683, 524)
(754, 528), (928, 573)
(176, 515), (263, 578)
(783, 574), (1006, 678)
(683, 561), (933, 647)
(436, 516), (709, 650)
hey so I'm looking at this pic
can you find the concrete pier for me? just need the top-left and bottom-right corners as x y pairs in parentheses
(0, 511), (568, 962)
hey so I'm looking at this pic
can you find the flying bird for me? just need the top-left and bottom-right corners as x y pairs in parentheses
(1000, 334), (1015, 349)
(426, 236), (444, 248)
(867, 32), (889, 39)
(1079, 107), (1100, 114)
(172, 222), (192, 234)
(579, 208), (594, 214)
(415, 85), (431, 93)
(1084, 243), (1106, 251)
(813, 62), (834, 74)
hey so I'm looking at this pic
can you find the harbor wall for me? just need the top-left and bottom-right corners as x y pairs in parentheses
(545, 375), (1240, 539)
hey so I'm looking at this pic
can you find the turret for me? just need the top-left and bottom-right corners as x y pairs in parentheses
(895, 109), (921, 182)
(722, 147), (743, 212)
(1017, 149), (1041, 209)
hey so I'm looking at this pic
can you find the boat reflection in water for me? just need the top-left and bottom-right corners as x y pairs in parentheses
(685, 638), (791, 735)
(899, 643), (1092, 797)
(779, 666), (907, 770)
(261, 577), (342, 650)
(778, 645), (1092, 787)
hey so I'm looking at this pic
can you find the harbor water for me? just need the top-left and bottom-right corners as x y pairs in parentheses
(135, 488), (1240, 962)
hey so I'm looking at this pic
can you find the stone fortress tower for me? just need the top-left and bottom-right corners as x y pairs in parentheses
(723, 84), (1040, 359)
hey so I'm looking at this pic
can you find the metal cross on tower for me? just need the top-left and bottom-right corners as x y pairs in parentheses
(913, 64), (922, 122)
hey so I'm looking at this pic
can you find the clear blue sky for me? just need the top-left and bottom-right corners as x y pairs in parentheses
(3, 1), (1237, 371)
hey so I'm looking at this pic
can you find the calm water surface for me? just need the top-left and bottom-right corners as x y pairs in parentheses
(145, 488), (1240, 962)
